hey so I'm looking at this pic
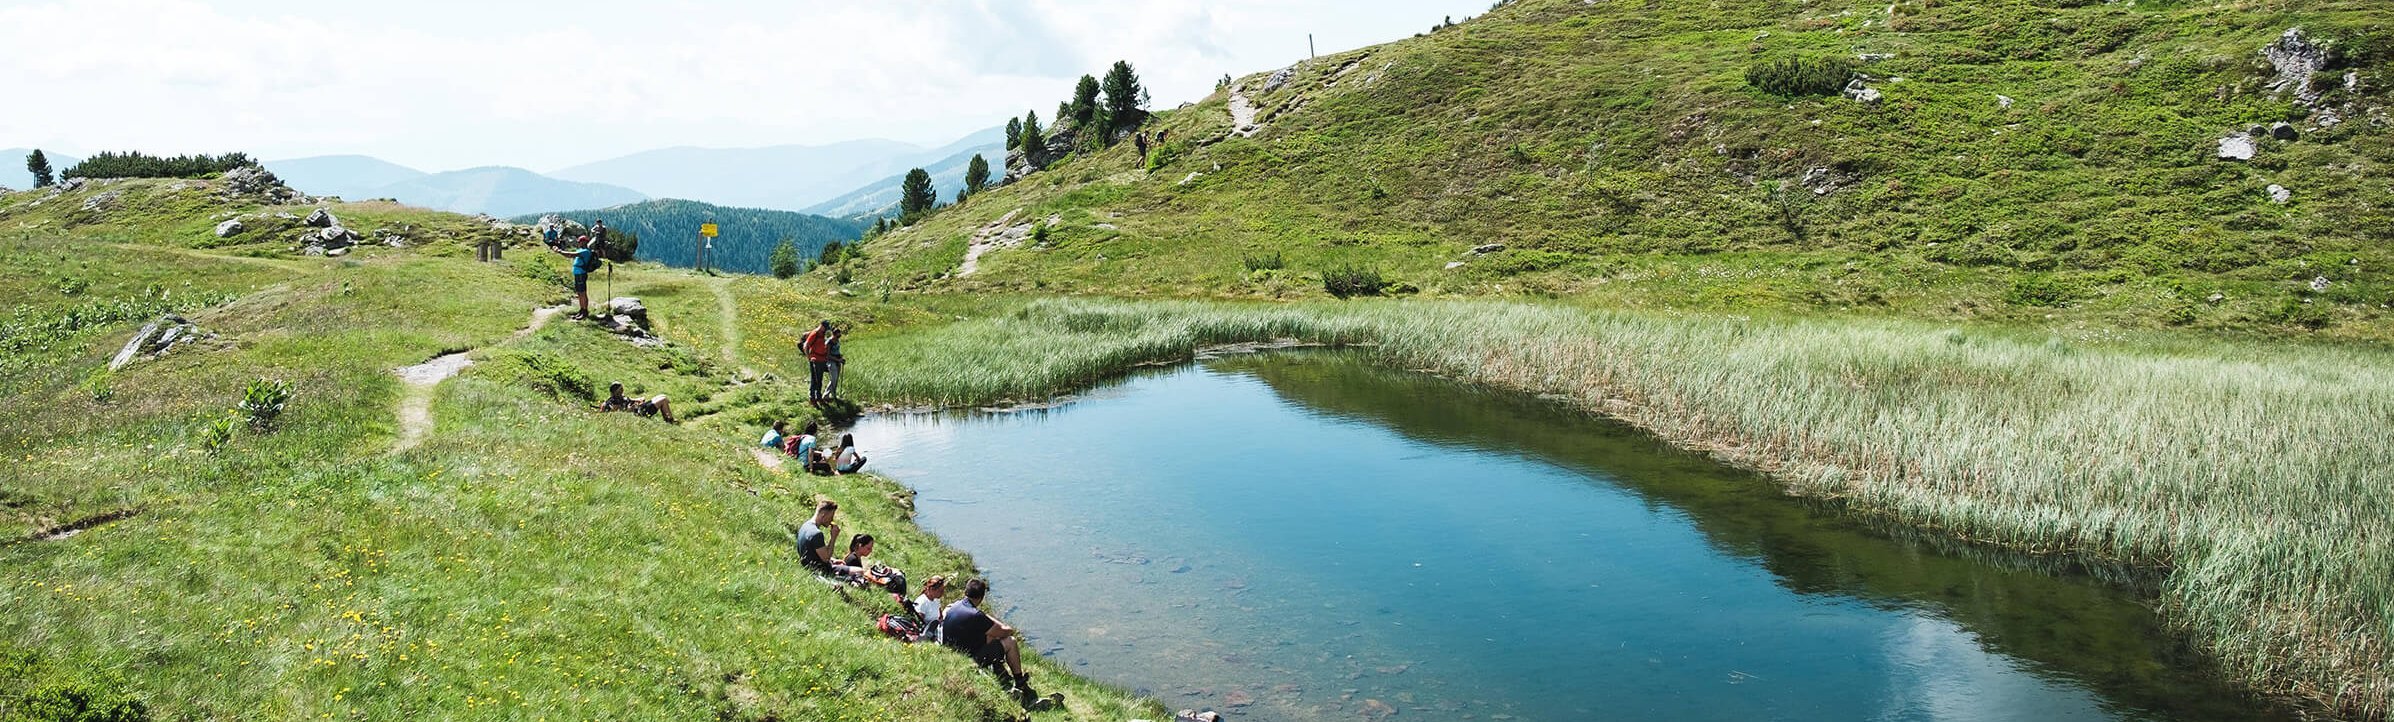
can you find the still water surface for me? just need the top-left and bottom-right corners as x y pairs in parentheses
(854, 353), (2284, 721)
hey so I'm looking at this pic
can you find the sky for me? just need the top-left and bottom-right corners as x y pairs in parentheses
(0, 0), (1491, 173)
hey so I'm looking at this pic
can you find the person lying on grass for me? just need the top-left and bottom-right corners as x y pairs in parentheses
(942, 578), (1051, 706)
(843, 533), (908, 601)
(598, 382), (675, 423)
(829, 433), (867, 475)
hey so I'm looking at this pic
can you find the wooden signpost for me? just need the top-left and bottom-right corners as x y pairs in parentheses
(698, 222), (719, 272)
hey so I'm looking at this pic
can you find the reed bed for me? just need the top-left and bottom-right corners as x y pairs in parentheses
(849, 297), (2394, 718)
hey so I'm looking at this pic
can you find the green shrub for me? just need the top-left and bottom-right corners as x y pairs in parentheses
(2269, 295), (2333, 329)
(198, 411), (239, 453)
(1241, 252), (1286, 272)
(2004, 274), (2086, 307)
(1322, 265), (1386, 298)
(7, 681), (149, 722)
(239, 379), (292, 431)
(1745, 56), (1858, 97)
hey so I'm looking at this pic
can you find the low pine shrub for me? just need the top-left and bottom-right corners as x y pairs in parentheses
(1323, 265), (1386, 298)
(1746, 56), (1859, 97)
(1242, 252), (1286, 272)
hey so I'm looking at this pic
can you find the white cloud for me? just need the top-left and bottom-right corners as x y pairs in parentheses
(0, 0), (1487, 171)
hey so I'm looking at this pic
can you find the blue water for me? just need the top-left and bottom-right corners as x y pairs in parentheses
(853, 353), (2283, 721)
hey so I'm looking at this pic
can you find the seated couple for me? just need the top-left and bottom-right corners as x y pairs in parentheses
(793, 499), (906, 601)
(760, 421), (867, 474)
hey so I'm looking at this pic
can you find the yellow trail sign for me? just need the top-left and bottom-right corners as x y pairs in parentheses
(699, 223), (719, 238)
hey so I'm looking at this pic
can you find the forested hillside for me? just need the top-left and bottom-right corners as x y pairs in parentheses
(518, 199), (867, 275)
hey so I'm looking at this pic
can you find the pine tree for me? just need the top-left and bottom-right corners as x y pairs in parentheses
(1102, 61), (1145, 132)
(817, 241), (846, 267)
(26, 150), (53, 188)
(898, 168), (937, 222)
(768, 239), (802, 279)
(1005, 117), (1023, 150)
(1019, 112), (1046, 157)
(1070, 74), (1101, 128)
(964, 154), (991, 195)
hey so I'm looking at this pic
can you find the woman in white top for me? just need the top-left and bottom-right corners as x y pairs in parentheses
(911, 575), (948, 643)
(833, 433), (868, 474)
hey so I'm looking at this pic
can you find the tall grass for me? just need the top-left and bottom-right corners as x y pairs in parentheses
(850, 297), (2394, 718)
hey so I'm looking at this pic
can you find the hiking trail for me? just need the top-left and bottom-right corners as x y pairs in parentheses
(1228, 84), (1261, 137)
(708, 277), (752, 377)
(392, 305), (563, 453)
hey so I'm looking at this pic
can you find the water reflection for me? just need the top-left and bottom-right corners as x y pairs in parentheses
(854, 353), (2286, 721)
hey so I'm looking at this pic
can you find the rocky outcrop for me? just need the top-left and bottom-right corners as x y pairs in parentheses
(2217, 133), (2258, 161)
(218, 165), (307, 204)
(304, 208), (338, 228)
(109, 315), (211, 371)
(79, 190), (122, 213)
(2263, 29), (2332, 105)
(592, 296), (665, 348)
(214, 218), (245, 238)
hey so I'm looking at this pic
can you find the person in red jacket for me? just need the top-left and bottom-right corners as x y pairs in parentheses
(800, 320), (834, 403)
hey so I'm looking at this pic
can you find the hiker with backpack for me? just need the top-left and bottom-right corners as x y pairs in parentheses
(550, 235), (600, 320)
(800, 320), (835, 404)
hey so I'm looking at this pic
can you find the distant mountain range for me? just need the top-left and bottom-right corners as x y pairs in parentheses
(262, 157), (648, 218)
(802, 142), (1002, 222)
(3, 148), (83, 189)
(550, 126), (1007, 213)
(510, 199), (867, 276)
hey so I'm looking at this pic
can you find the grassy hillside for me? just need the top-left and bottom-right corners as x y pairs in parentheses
(0, 178), (1157, 721)
(854, 0), (2394, 339)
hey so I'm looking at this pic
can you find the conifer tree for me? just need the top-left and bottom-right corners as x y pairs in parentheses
(768, 238), (801, 279)
(26, 150), (53, 188)
(1070, 74), (1101, 128)
(898, 168), (937, 222)
(1102, 61), (1145, 131)
(1006, 117), (1022, 150)
(964, 154), (991, 195)
(1019, 112), (1046, 157)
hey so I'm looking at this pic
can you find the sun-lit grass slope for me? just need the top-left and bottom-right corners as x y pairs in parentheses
(857, 0), (2394, 337)
(843, 297), (2394, 718)
(0, 190), (1157, 719)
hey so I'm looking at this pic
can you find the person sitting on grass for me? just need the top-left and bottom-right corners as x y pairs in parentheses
(911, 575), (949, 644)
(793, 498), (845, 576)
(760, 420), (787, 450)
(842, 533), (908, 601)
(942, 579), (1053, 707)
(784, 422), (821, 462)
(830, 433), (867, 475)
(549, 235), (600, 320)
(599, 382), (675, 423)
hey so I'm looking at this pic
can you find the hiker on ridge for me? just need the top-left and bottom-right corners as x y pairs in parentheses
(550, 235), (600, 320)
(801, 320), (835, 404)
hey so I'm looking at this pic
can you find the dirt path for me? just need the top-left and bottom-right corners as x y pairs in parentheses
(750, 448), (786, 472)
(959, 209), (1030, 277)
(708, 278), (748, 374)
(391, 306), (564, 453)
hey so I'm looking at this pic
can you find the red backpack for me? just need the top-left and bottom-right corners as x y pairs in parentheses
(876, 613), (922, 640)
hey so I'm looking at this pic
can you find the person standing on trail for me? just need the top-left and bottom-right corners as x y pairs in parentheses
(551, 235), (600, 320)
(800, 320), (835, 403)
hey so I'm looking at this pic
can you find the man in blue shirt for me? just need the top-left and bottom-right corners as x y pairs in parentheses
(550, 235), (600, 320)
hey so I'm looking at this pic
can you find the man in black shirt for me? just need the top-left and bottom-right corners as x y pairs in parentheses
(793, 499), (841, 575)
(941, 578), (1033, 697)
